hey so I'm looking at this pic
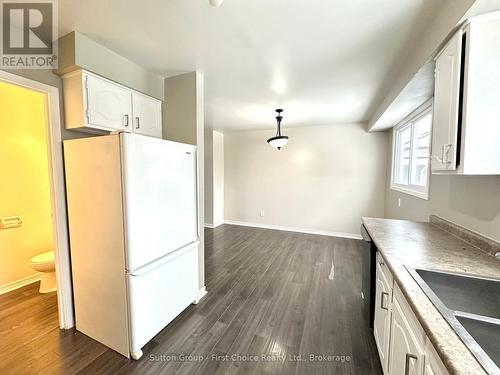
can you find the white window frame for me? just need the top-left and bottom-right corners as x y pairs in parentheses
(390, 100), (433, 200)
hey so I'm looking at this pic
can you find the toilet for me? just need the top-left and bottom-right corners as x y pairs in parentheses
(30, 251), (57, 293)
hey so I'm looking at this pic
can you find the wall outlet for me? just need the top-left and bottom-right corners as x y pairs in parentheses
(260, 210), (265, 217)
(398, 198), (402, 208)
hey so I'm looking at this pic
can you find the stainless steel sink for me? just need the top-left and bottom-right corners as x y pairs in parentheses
(407, 267), (500, 374)
(457, 314), (500, 370)
(414, 268), (500, 320)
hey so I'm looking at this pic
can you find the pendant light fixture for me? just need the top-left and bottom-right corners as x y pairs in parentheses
(209, 0), (224, 6)
(267, 109), (288, 150)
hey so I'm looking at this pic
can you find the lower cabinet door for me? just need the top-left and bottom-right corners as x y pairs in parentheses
(373, 262), (391, 373)
(424, 339), (450, 375)
(389, 295), (424, 375)
(127, 242), (199, 353)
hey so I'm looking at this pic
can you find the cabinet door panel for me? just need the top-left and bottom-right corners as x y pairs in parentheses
(389, 296), (424, 375)
(85, 73), (132, 131)
(132, 93), (162, 138)
(432, 30), (462, 172)
(424, 339), (449, 375)
(374, 262), (391, 373)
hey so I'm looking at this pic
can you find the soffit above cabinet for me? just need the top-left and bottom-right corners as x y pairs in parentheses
(56, 31), (164, 100)
(368, 61), (435, 132)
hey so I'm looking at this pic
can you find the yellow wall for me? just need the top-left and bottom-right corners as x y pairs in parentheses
(0, 82), (53, 286)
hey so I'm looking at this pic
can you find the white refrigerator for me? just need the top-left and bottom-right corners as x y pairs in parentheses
(64, 133), (200, 359)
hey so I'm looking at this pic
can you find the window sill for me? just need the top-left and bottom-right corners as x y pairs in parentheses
(390, 184), (429, 201)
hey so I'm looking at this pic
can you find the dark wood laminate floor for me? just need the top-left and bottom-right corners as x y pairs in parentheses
(0, 225), (382, 375)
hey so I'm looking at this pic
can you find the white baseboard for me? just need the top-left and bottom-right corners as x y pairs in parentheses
(223, 220), (362, 240)
(204, 222), (224, 229)
(0, 273), (41, 295)
(193, 286), (207, 304)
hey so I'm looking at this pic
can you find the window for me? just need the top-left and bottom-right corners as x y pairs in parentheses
(391, 103), (432, 199)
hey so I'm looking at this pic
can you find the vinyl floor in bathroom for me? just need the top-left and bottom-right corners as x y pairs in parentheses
(0, 225), (382, 375)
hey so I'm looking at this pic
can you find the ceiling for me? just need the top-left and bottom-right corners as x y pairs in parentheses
(59, 0), (448, 131)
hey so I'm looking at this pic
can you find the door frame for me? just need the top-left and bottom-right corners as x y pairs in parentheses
(0, 70), (74, 329)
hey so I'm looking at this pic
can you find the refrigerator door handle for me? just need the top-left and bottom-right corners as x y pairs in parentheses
(128, 241), (199, 276)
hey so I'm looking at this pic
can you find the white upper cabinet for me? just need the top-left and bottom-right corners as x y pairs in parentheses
(62, 70), (163, 138)
(432, 30), (462, 172)
(432, 14), (500, 175)
(131, 92), (162, 138)
(85, 73), (132, 131)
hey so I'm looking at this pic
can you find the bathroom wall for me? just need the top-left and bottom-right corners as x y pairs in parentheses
(0, 82), (54, 288)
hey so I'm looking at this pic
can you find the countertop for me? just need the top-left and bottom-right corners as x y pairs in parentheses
(361, 217), (500, 375)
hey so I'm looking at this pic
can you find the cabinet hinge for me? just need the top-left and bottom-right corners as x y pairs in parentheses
(84, 76), (90, 122)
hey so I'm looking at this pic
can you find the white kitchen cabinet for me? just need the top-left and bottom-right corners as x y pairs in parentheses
(372, 255), (450, 375)
(373, 255), (392, 373)
(85, 73), (133, 132)
(131, 92), (162, 138)
(388, 288), (425, 375)
(432, 13), (500, 175)
(62, 69), (162, 138)
(424, 339), (449, 375)
(431, 30), (462, 172)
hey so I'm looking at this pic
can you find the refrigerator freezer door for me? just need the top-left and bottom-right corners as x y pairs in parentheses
(121, 133), (198, 271)
(127, 242), (199, 354)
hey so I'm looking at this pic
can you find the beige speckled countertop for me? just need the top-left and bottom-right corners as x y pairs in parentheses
(361, 217), (500, 375)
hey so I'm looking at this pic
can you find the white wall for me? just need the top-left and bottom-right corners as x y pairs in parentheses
(385, 132), (500, 241)
(204, 129), (214, 225)
(163, 73), (198, 144)
(213, 131), (224, 226)
(204, 130), (224, 227)
(164, 72), (205, 291)
(224, 123), (387, 237)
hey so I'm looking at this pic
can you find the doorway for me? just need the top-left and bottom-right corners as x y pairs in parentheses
(0, 70), (73, 329)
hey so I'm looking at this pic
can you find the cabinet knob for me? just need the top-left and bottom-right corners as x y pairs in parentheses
(135, 117), (140, 129)
(123, 114), (129, 127)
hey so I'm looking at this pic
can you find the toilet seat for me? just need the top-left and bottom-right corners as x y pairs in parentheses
(30, 251), (54, 265)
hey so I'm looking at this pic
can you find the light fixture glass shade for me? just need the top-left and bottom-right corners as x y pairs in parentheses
(267, 136), (288, 150)
(209, 0), (224, 6)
